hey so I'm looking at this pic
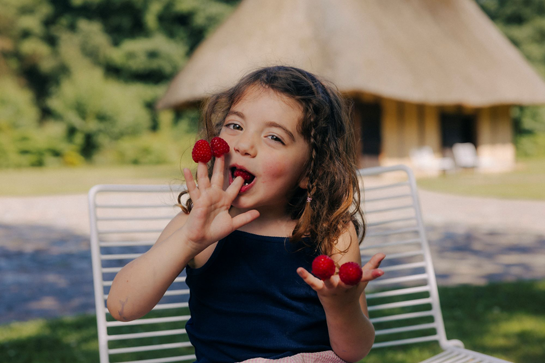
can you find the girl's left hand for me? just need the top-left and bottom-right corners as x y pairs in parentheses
(296, 253), (385, 307)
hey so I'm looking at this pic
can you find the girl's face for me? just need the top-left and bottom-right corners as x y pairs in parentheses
(219, 86), (310, 219)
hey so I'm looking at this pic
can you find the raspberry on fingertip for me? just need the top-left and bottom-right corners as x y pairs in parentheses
(311, 255), (336, 280)
(339, 262), (363, 286)
(192, 139), (212, 163)
(211, 137), (230, 157)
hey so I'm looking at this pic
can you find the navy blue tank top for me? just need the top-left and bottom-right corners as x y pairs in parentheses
(185, 230), (331, 363)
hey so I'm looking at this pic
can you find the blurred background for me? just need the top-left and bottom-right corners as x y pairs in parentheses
(0, 0), (544, 362)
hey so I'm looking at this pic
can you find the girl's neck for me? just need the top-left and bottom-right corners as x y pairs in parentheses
(231, 207), (297, 237)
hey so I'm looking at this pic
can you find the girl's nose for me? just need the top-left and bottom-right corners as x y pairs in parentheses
(233, 135), (257, 157)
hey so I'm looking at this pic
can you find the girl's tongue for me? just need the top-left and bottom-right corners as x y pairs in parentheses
(233, 168), (255, 184)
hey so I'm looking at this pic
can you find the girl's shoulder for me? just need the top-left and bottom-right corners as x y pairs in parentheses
(330, 221), (361, 265)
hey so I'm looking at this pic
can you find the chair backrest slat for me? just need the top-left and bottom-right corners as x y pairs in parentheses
(88, 184), (194, 363)
(358, 165), (448, 349)
(89, 165), (449, 361)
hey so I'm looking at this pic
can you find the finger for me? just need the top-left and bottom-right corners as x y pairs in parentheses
(363, 252), (386, 270)
(196, 162), (210, 189)
(323, 276), (336, 289)
(296, 267), (324, 291)
(183, 168), (200, 200)
(210, 156), (224, 187)
(361, 268), (384, 282)
(231, 210), (260, 230)
(225, 176), (244, 200)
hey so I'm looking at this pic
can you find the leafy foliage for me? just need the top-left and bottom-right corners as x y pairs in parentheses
(0, 0), (240, 166)
(477, 0), (545, 152)
(0, 76), (40, 129)
(1, 0), (545, 167)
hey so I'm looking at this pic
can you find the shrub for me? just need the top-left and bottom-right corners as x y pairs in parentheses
(516, 132), (545, 158)
(0, 121), (72, 168)
(0, 77), (40, 129)
(94, 122), (198, 167)
(108, 134), (175, 165)
(47, 67), (150, 160)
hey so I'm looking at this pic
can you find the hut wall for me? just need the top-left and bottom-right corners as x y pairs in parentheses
(423, 105), (441, 153)
(404, 102), (420, 156)
(357, 97), (515, 173)
(477, 106), (515, 170)
(380, 98), (405, 165)
(378, 98), (443, 168)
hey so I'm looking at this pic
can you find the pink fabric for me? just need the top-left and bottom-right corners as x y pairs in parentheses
(238, 350), (347, 363)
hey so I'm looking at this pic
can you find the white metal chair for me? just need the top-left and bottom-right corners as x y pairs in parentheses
(358, 164), (511, 362)
(88, 165), (512, 363)
(88, 184), (194, 363)
(410, 146), (455, 174)
(452, 142), (497, 171)
(452, 143), (480, 169)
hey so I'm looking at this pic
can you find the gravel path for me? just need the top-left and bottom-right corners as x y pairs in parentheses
(1, 190), (544, 324)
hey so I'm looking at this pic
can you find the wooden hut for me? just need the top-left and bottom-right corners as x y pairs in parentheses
(156, 0), (545, 173)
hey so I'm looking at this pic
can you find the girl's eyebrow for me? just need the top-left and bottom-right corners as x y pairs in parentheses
(226, 110), (245, 119)
(226, 110), (296, 142)
(264, 121), (295, 142)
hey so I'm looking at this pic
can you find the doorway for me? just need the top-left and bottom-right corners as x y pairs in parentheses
(440, 112), (476, 156)
(358, 102), (382, 167)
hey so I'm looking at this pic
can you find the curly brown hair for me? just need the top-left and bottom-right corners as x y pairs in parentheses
(178, 66), (365, 255)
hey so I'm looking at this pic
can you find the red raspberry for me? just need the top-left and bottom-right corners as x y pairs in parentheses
(339, 262), (362, 286)
(192, 139), (212, 163)
(211, 137), (230, 157)
(233, 168), (254, 183)
(312, 255), (336, 280)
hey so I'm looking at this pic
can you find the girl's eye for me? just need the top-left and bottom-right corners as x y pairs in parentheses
(224, 123), (242, 131)
(268, 135), (285, 144)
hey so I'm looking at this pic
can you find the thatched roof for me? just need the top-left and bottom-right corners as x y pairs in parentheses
(156, 0), (545, 110)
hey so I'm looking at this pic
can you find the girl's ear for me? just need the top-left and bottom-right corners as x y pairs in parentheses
(298, 174), (309, 189)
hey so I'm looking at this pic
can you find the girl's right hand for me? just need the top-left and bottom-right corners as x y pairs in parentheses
(181, 155), (259, 255)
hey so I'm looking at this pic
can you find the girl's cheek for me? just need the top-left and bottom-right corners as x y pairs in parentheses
(261, 159), (291, 183)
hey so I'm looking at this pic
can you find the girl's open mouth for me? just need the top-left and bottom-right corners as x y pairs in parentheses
(230, 167), (256, 192)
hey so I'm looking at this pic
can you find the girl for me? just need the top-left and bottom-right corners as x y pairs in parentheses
(107, 66), (385, 363)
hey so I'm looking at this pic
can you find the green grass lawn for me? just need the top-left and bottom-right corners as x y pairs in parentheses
(1, 280), (543, 363)
(0, 164), (189, 196)
(2, 158), (545, 199)
(417, 158), (545, 200)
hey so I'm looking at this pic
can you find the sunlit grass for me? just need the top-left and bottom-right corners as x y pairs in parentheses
(0, 164), (190, 196)
(0, 130), (199, 196)
(2, 155), (545, 199)
(0, 315), (99, 363)
(417, 158), (545, 200)
(1, 281), (543, 363)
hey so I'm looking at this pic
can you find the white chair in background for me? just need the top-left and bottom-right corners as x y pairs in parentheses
(452, 142), (497, 170)
(452, 143), (479, 169)
(410, 146), (455, 174)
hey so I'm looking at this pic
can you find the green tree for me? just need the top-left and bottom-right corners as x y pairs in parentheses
(0, 76), (40, 129)
(0, 0), (240, 166)
(47, 66), (150, 160)
(478, 0), (545, 157)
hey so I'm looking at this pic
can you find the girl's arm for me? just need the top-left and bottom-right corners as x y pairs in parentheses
(107, 157), (259, 322)
(297, 223), (385, 362)
(107, 212), (194, 322)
